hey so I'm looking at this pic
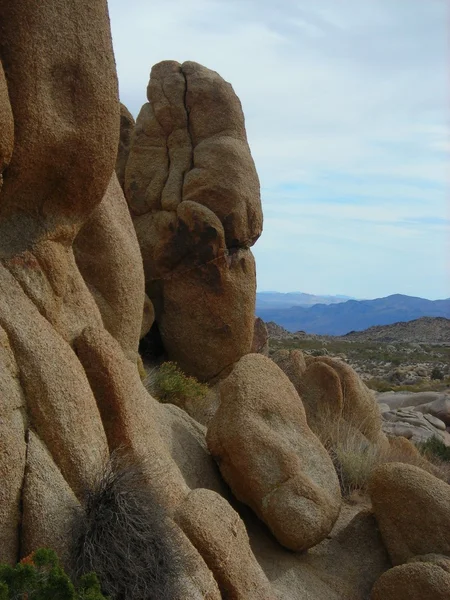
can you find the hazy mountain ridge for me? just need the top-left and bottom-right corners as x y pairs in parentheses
(256, 291), (354, 310)
(256, 293), (450, 335)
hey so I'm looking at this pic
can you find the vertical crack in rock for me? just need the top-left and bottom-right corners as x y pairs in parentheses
(17, 426), (30, 563)
(181, 66), (195, 191)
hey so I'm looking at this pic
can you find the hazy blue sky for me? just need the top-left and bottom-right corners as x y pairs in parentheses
(107, 0), (449, 300)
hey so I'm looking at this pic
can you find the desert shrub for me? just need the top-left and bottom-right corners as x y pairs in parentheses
(144, 361), (208, 408)
(418, 435), (450, 462)
(0, 548), (105, 600)
(365, 378), (394, 393)
(431, 366), (444, 380)
(72, 453), (181, 600)
(327, 426), (387, 496)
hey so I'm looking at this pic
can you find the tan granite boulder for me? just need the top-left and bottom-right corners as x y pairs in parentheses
(74, 325), (190, 510)
(290, 356), (389, 451)
(272, 349), (307, 391)
(369, 462), (450, 565)
(0, 264), (109, 498)
(207, 353), (341, 551)
(174, 488), (276, 599)
(371, 560), (450, 600)
(21, 431), (83, 568)
(0, 326), (27, 564)
(125, 60), (262, 381)
(74, 173), (145, 363)
(116, 103), (135, 190)
(0, 0), (119, 246)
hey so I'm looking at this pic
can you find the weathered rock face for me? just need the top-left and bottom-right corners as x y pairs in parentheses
(21, 432), (83, 569)
(74, 174), (145, 364)
(369, 462), (450, 565)
(207, 353), (342, 551)
(0, 1), (119, 249)
(0, 0), (119, 565)
(0, 60), (13, 190)
(125, 60), (262, 381)
(116, 103), (135, 191)
(174, 489), (276, 600)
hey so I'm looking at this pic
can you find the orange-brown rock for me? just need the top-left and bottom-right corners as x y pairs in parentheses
(369, 462), (450, 565)
(207, 353), (341, 551)
(0, 0), (119, 248)
(116, 103), (135, 190)
(125, 60), (262, 381)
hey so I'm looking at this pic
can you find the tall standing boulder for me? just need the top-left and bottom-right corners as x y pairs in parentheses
(125, 60), (262, 381)
(207, 354), (341, 551)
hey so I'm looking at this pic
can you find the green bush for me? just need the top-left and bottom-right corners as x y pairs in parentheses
(0, 549), (106, 600)
(419, 435), (450, 462)
(144, 361), (208, 408)
(431, 367), (444, 380)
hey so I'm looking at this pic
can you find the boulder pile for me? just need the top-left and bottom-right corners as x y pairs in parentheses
(0, 2), (448, 599)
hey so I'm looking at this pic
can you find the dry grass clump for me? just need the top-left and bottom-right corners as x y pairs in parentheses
(72, 452), (182, 600)
(325, 422), (389, 497)
(144, 361), (208, 409)
(318, 409), (450, 496)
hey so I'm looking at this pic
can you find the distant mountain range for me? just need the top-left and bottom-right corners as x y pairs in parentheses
(256, 291), (354, 310)
(256, 293), (450, 336)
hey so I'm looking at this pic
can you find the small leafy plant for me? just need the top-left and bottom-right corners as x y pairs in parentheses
(419, 435), (450, 462)
(0, 548), (106, 600)
(144, 361), (208, 409)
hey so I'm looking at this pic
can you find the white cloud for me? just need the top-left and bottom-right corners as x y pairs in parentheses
(107, 0), (450, 299)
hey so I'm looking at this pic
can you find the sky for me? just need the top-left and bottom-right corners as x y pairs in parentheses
(107, 0), (450, 300)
